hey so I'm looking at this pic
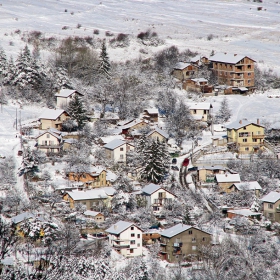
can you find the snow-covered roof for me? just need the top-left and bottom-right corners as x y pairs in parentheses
(227, 209), (261, 217)
(39, 109), (67, 120)
(226, 120), (264, 130)
(161, 224), (192, 238)
(191, 78), (208, 83)
(187, 102), (212, 110)
(174, 62), (191, 70)
(239, 87), (248, 91)
(230, 181), (262, 191)
(63, 138), (77, 144)
(121, 119), (148, 130)
(106, 220), (141, 234)
(84, 210), (103, 217)
(142, 183), (162, 195)
(117, 118), (135, 126)
(89, 166), (106, 175)
(67, 187), (115, 201)
(55, 89), (83, 98)
(11, 212), (34, 224)
(190, 55), (201, 63)
(36, 130), (61, 140)
(144, 108), (158, 114)
(1, 257), (15, 266)
(103, 139), (126, 150)
(215, 173), (240, 183)
(210, 53), (254, 64)
(147, 127), (169, 139)
(99, 135), (124, 144)
(261, 191), (280, 203)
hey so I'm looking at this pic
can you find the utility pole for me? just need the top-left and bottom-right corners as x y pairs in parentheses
(16, 108), (17, 130)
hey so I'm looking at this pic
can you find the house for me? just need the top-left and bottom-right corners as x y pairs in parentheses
(68, 166), (108, 188)
(209, 53), (255, 89)
(142, 229), (161, 245)
(228, 181), (262, 196)
(172, 62), (198, 81)
(55, 88), (84, 108)
(146, 127), (169, 143)
(39, 109), (70, 130)
(226, 119), (265, 154)
(36, 130), (63, 154)
(215, 173), (241, 192)
(260, 191), (280, 222)
(83, 210), (105, 223)
(190, 55), (209, 65)
(227, 208), (261, 220)
(183, 78), (213, 94)
(62, 138), (77, 150)
(96, 135), (124, 146)
(141, 183), (176, 214)
(106, 221), (143, 257)
(142, 108), (159, 123)
(187, 103), (213, 122)
(160, 224), (212, 262)
(103, 139), (134, 163)
(120, 119), (149, 136)
(63, 187), (116, 210)
(198, 165), (227, 183)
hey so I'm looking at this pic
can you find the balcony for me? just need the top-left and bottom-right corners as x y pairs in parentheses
(276, 207), (280, 213)
(252, 134), (264, 139)
(113, 243), (130, 249)
(37, 144), (62, 149)
(173, 242), (183, 247)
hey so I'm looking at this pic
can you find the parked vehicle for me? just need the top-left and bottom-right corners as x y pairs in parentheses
(182, 158), (189, 167)
(171, 166), (179, 171)
(172, 158), (177, 164)
(188, 166), (198, 172)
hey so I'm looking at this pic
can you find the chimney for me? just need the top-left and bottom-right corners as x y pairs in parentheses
(114, 225), (117, 230)
(257, 119), (260, 125)
(239, 120), (242, 124)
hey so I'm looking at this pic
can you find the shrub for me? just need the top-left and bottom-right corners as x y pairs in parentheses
(116, 33), (128, 41)
(14, 29), (21, 34)
(105, 31), (114, 37)
(207, 34), (214, 41)
(93, 29), (99, 35)
(62, 26), (69, 30)
(77, 23), (82, 29)
(65, 9), (68, 12)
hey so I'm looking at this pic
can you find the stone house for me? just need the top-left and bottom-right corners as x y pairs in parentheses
(172, 62), (198, 81)
(260, 191), (280, 222)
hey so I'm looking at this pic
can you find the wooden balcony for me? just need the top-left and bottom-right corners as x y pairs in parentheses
(252, 134), (264, 139)
(38, 144), (62, 149)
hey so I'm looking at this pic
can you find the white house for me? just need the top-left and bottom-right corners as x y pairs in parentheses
(106, 221), (143, 257)
(187, 102), (213, 122)
(141, 183), (176, 214)
(103, 139), (134, 163)
(55, 89), (84, 108)
(36, 130), (63, 154)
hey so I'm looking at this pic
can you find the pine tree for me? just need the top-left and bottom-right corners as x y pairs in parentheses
(140, 139), (169, 183)
(216, 96), (231, 123)
(99, 41), (111, 79)
(0, 47), (7, 76)
(67, 94), (88, 129)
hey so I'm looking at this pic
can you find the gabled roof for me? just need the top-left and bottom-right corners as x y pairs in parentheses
(99, 135), (124, 145)
(226, 120), (264, 130)
(209, 53), (255, 64)
(191, 78), (208, 83)
(229, 181), (262, 191)
(103, 139), (126, 150)
(39, 109), (67, 120)
(36, 130), (61, 140)
(121, 119), (148, 130)
(144, 108), (158, 114)
(147, 127), (169, 139)
(187, 102), (212, 110)
(106, 220), (142, 234)
(174, 62), (191, 70)
(215, 173), (240, 183)
(55, 89), (83, 98)
(261, 191), (280, 203)
(190, 55), (201, 63)
(198, 165), (226, 171)
(67, 187), (116, 201)
(142, 183), (162, 195)
(84, 210), (103, 217)
(161, 224), (211, 238)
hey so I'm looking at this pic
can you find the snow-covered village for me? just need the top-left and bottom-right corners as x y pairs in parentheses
(1, 0), (280, 279)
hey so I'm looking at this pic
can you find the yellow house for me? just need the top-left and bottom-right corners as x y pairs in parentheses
(260, 191), (280, 222)
(39, 109), (70, 130)
(63, 187), (116, 210)
(68, 166), (107, 188)
(215, 173), (241, 192)
(147, 127), (169, 143)
(226, 119), (265, 154)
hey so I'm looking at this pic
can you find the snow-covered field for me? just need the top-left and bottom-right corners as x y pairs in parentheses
(0, 0), (280, 72)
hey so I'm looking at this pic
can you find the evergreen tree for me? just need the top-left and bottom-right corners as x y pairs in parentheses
(183, 206), (193, 225)
(99, 41), (111, 79)
(140, 139), (169, 183)
(67, 94), (88, 129)
(3, 57), (15, 85)
(216, 96), (231, 123)
(0, 47), (7, 77)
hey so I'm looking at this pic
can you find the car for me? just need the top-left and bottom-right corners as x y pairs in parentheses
(182, 158), (190, 167)
(171, 158), (177, 164)
(188, 166), (198, 172)
(171, 166), (179, 171)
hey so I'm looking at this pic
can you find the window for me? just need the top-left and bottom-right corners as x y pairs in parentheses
(137, 243), (140, 247)
(268, 203), (273, 209)
(193, 109), (197, 114)
(204, 110), (207, 114)
(192, 246), (197, 251)
(146, 233), (148, 236)
(131, 227), (134, 230)
(130, 240), (135, 245)
(137, 234), (140, 238)
(248, 80), (251, 84)
(248, 73), (251, 76)
(248, 65), (251, 69)
(120, 154), (124, 159)
(46, 134), (50, 138)
(188, 230), (192, 235)
(243, 139), (247, 142)
(243, 126), (246, 130)
(120, 147), (124, 151)
(202, 237), (207, 242)
(245, 147), (249, 151)
(268, 213), (273, 219)
(253, 139), (257, 142)
(192, 238), (196, 243)
(130, 249), (134, 254)
(131, 233), (135, 237)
